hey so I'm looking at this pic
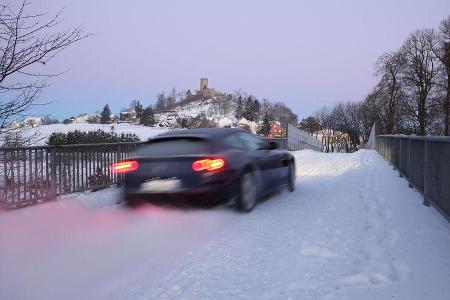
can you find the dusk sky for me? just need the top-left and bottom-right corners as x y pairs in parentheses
(30, 0), (450, 120)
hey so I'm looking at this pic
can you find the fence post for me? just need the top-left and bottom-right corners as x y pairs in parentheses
(423, 139), (430, 206)
(49, 147), (57, 201)
(399, 138), (403, 177)
(1, 149), (7, 209)
(387, 137), (390, 162)
(117, 144), (122, 185)
(408, 138), (413, 188)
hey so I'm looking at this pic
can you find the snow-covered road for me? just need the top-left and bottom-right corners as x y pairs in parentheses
(1, 150), (450, 300)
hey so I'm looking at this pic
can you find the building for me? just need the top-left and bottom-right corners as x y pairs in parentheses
(119, 109), (137, 123)
(238, 118), (258, 133)
(268, 122), (286, 138)
(218, 116), (233, 128)
(156, 112), (178, 126)
(73, 114), (89, 123)
(10, 121), (21, 129)
(23, 117), (42, 128)
(110, 113), (119, 123)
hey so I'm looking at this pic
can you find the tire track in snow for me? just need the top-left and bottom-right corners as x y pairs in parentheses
(121, 152), (366, 300)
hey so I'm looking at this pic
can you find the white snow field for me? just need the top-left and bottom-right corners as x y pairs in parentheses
(1, 150), (450, 300)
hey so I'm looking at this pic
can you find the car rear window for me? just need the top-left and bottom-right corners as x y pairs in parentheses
(136, 138), (210, 156)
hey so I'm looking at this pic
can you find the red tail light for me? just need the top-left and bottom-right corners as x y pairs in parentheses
(192, 159), (225, 172)
(111, 160), (139, 173)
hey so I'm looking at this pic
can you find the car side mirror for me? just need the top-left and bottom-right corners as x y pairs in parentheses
(268, 141), (278, 150)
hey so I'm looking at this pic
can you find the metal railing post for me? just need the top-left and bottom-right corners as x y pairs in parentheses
(399, 138), (403, 177)
(408, 138), (413, 188)
(49, 147), (57, 201)
(423, 139), (430, 206)
(117, 144), (122, 185)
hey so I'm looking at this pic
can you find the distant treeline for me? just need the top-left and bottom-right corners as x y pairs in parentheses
(300, 14), (450, 152)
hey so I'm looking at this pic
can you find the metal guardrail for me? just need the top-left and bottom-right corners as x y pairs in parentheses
(286, 124), (323, 151)
(0, 142), (145, 209)
(375, 135), (450, 220)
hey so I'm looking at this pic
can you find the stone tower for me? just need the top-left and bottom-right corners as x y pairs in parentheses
(200, 78), (208, 90)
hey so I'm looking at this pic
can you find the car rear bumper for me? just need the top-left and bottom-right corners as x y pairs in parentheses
(122, 181), (237, 206)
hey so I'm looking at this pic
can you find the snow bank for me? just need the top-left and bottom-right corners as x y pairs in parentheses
(1, 150), (450, 300)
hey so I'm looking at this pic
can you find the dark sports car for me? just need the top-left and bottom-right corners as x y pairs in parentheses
(112, 128), (295, 212)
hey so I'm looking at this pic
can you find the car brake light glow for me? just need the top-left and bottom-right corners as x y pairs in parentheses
(111, 160), (139, 173)
(192, 159), (225, 172)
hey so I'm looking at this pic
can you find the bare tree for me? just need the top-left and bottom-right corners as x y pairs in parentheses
(400, 29), (439, 135)
(433, 15), (450, 135)
(166, 88), (177, 108)
(375, 50), (406, 133)
(299, 116), (321, 137)
(0, 1), (89, 131)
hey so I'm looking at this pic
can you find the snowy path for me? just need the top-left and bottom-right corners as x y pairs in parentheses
(1, 150), (450, 300)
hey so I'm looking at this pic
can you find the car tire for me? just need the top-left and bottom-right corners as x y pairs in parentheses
(287, 163), (295, 192)
(238, 171), (257, 212)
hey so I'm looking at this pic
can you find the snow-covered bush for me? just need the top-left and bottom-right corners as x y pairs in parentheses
(47, 130), (140, 145)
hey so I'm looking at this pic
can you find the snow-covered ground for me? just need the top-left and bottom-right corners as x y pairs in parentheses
(18, 123), (168, 146)
(1, 150), (450, 300)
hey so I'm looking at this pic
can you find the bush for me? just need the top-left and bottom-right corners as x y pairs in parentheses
(86, 115), (100, 124)
(47, 129), (140, 145)
(140, 106), (155, 126)
(185, 114), (215, 129)
(88, 167), (111, 191)
(42, 116), (59, 125)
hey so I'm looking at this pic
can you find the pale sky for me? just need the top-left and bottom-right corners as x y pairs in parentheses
(28, 0), (450, 120)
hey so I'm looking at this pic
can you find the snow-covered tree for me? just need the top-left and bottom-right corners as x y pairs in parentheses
(140, 106), (155, 126)
(235, 96), (244, 119)
(258, 113), (272, 136)
(100, 105), (111, 124)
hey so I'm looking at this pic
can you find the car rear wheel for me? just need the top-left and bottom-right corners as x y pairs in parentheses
(238, 172), (257, 212)
(288, 163), (295, 192)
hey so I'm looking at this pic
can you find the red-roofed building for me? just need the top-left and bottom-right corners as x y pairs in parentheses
(268, 123), (286, 138)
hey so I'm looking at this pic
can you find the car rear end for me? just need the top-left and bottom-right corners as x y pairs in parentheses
(112, 137), (238, 206)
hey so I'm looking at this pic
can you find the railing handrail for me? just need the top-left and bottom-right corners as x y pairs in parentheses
(377, 135), (450, 142)
(0, 141), (148, 151)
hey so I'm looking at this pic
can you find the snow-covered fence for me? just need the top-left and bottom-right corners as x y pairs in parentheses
(0, 142), (145, 209)
(286, 124), (322, 151)
(0, 129), (322, 210)
(376, 135), (450, 220)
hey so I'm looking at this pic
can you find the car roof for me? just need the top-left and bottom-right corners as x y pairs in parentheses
(152, 127), (248, 141)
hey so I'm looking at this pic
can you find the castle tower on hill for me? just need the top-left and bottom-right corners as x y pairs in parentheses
(198, 78), (219, 98)
(200, 78), (208, 90)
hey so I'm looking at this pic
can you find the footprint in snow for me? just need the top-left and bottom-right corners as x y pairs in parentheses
(301, 245), (337, 258)
(341, 272), (391, 286)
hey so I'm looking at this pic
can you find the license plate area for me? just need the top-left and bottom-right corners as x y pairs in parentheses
(140, 178), (180, 192)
